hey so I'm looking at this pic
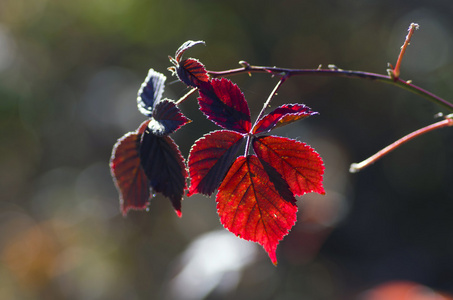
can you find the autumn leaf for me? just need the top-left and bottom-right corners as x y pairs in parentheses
(168, 40), (209, 88)
(198, 78), (251, 134)
(187, 130), (245, 196)
(150, 99), (191, 136)
(140, 130), (187, 217)
(252, 135), (325, 196)
(110, 120), (151, 216)
(216, 155), (298, 265)
(177, 58), (210, 88)
(252, 104), (318, 134)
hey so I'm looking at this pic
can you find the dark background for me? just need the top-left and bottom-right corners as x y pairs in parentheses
(1, 0), (453, 299)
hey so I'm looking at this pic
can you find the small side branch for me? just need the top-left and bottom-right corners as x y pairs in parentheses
(349, 115), (453, 173)
(176, 88), (197, 105)
(390, 23), (419, 79)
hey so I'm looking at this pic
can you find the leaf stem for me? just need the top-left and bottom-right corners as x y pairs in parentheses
(176, 87), (197, 105)
(349, 115), (453, 173)
(209, 65), (453, 112)
(244, 75), (288, 156)
(254, 75), (289, 127)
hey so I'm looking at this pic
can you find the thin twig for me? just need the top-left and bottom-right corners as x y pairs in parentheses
(391, 23), (419, 79)
(176, 87), (197, 105)
(349, 115), (453, 173)
(209, 65), (453, 112)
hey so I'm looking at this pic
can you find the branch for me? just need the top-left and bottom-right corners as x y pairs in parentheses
(209, 65), (453, 112)
(349, 114), (453, 173)
(390, 23), (419, 79)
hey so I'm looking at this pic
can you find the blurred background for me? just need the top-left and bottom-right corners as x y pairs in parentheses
(1, 0), (453, 299)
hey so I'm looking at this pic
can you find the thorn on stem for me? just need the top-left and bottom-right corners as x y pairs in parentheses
(239, 60), (251, 69)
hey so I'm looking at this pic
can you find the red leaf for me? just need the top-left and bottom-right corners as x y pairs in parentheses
(110, 120), (151, 216)
(252, 104), (318, 134)
(216, 155), (298, 265)
(176, 58), (210, 88)
(150, 99), (191, 136)
(140, 130), (187, 217)
(187, 130), (245, 196)
(198, 78), (251, 134)
(252, 136), (325, 196)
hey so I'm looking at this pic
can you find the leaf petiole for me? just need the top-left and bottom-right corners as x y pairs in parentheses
(244, 75), (289, 156)
(176, 87), (197, 105)
(254, 75), (289, 128)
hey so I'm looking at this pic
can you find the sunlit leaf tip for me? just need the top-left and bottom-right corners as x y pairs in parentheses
(137, 69), (167, 117)
(174, 40), (206, 63)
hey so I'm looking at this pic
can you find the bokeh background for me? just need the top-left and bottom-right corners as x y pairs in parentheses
(1, 0), (453, 299)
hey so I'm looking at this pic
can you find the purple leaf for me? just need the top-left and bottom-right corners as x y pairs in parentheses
(149, 99), (191, 136)
(198, 78), (251, 134)
(174, 40), (205, 63)
(176, 58), (210, 88)
(252, 104), (318, 134)
(137, 69), (166, 117)
(139, 130), (187, 217)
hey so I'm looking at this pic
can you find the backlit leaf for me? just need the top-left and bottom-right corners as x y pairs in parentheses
(187, 130), (245, 196)
(174, 40), (205, 63)
(150, 99), (191, 136)
(177, 58), (210, 88)
(140, 130), (187, 217)
(252, 104), (318, 134)
(110, 120), (151, 216)
(198, 78), (251, 134)
(253, 136), (325, 196)
(137, 69), (166, 117)
(216, 155), (298, 265)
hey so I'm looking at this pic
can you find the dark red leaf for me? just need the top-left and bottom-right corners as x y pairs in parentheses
(110, 120), (151, 216)
(216, 155), (298, 265)
(252, 136), (325, 196)
(198, 78), (251, 134)
(252, 104), (318, 134)
(174, 40), (205, 63)
(258, 158), (296, 204)
(150, 99), (191, 136)
(187, 130), (245, 196)
(140, 130), (187, 217)
(176, 58), (210, 88)
(137, 69), (166, 117)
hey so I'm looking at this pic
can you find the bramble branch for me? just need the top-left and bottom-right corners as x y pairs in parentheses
(209, 65), (453, 112)
(350, 114), (453, 173)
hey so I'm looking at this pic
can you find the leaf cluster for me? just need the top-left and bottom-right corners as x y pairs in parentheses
(110, 41), (325, 264)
